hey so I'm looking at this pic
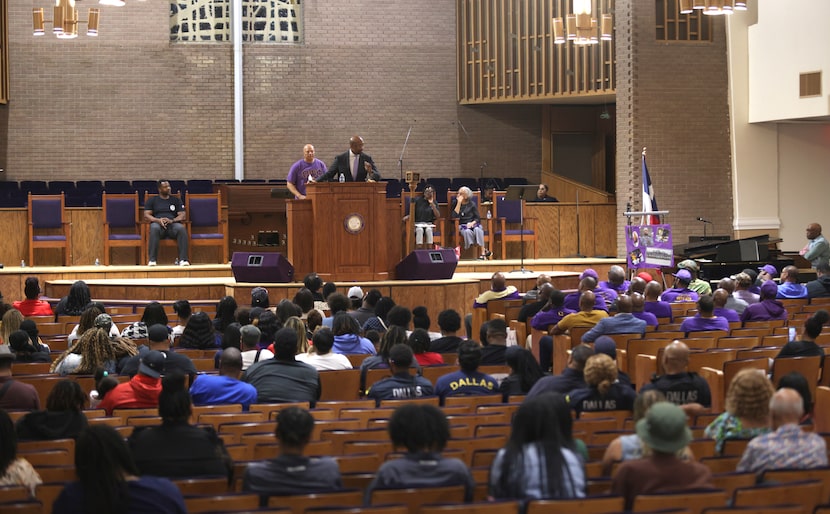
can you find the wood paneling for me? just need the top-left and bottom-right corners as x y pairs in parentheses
(527, 203), (615, 258)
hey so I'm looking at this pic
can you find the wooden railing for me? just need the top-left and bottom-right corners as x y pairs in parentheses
(457, 0), (615, 104)
(542, 171), (614, 204)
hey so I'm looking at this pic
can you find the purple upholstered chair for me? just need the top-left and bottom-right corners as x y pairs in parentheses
(186, 192), (227, 263)
(495, 195), (537, 259)
(103, 192), (143, 265)
(28, 193), (71, 266)
(403, 194), (445, 250)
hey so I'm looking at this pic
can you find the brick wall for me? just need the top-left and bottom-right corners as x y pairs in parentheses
(7, 1), (541, 185)
(615, 1), (733, 256)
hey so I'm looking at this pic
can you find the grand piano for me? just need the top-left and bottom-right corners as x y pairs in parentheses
(673, 234), (795, 280)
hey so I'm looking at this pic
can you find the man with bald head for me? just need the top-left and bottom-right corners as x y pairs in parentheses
(737, 388), (827, 474)
(551, 290), (608, 336)
(599, 265), (630, 296)
(189, 347), (258, 410)
(473, 272), (520, 308)
(317, 135), (380, 183)
(643, 281), (672, 321)
(581, 295), (647, 343)
(517, 282), (556, 324)
(630, 292), (657, 327)
(800, 222), (830, 269)
(523, 274), (551, 301)
(627, 276), (647, 295)
(563, 276), (608, 312)
(777, 265), (808, 299)
(641, 341), (710, 415)
(680, 295), (731, 334)
(286, 144), (328, 199)
(717, 277), (748, 314)
(712, 288), (740, 322)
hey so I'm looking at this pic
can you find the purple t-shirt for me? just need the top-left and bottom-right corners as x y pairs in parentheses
(531, 307), (575, 331)
(287, 158), (328, 197)
(679, 315), (730, 334)
(563, 291), (608, 312)
(644, 300), (673, 320)
(633, 311), (658, 327)
(713, 307), (740, 322)
(661, 288), (699, 303)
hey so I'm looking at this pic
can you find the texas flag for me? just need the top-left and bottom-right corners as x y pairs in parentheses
(642, 151), (660, 225)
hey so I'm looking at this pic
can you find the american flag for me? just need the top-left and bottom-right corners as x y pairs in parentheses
(642, 151), (660, 225)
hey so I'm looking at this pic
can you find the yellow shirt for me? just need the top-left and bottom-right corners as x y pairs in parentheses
(556, 310), (609, 332)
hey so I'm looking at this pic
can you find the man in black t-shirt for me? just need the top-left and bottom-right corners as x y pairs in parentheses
(641, 340), (711, 416)
(144, 179), (188, 266)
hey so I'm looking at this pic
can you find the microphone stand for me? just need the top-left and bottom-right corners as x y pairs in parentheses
(398, 126), (412, 183)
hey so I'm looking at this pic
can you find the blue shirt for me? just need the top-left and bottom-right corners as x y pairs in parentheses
(434, 369), (498, 399)
(189, 374), (258, 410)
(581, 313), (647, 342)
(525, 368), (586, 399)
(777, 282), (808, 299)
(54, 475), (186, 514)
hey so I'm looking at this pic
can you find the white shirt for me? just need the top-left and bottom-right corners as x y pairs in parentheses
(349, 150), (360, 178)
(241, 348), (274, 370)
(295, 352), (353, 371)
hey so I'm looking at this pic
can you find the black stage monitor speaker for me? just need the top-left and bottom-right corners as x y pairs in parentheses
(395, 249), (458, 280)
(231, 252), (294, 283)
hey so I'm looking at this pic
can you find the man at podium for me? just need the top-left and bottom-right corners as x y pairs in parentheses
(316, 135), (380, 183)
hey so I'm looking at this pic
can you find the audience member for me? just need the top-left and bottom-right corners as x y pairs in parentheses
(593, 336), (631, 387)
(330, 312), (375, 355)
(712, 288), (741, 322)
(361, 296), (395, 334)
(489, 392), (585, 502)
(581, 295), (647, 343)
(525, 344), (593, 399)
(408, 328), (443, 366)
(568, 353), (636, 415)
(523, 274), (551, 301)
(550, 291), (608, 336)
(776, 372), (813, 424)
(129, 373), (232, 480)
(599, 265), (630, 296)
(677, 260), (712, 295)
(16, 380), (87, 441)
(13, 277), (53, 317)
(643, 281), (673, 320)
(170, 299), (191, 337)
(611, 402), (712, 510)
(98, 350), (164, 415)
(733, 272), (760, 305)
(20, 319), (52, 353)
(120, 324), (197, 380)
(213, 296), (239, 334)
(251, 286), (270, 309)
(0, 309), (24, 347)
(480, 318), (509, 365)
(499, 346), (544, 401)
(359, 326), (412, 394)
(412, 306), (441, 340)
(806, 261), (830, 299)
(520, 283), (555, 325)
(121, 301), (169, 340)
(66, 305), (119, 346)
(680, 295), (730, 334)
(366, 345), (433, 405)
(562, 275), (608, 312)
(776, 310), (828, 359)
(240, 324), (272, 371)
(256, 310), (280, 349)
(627, 276), (647, 295)
(52, 327), (129, 376)
(0, 352), (40, 411)
(434, 341), (498, 401)
(737, 387), (827, 474)
(8, 329), (49, 363)
(53, 280), (91, 317)
(718, 277), (749, 314)
(350, 289), (382, 327)
(776, 265), (808, 299)
(296, 327), (353, 371)
(190, 348), (258, 410)
(741, 280), (787, 322)
(530, 287), (573, 331)
(89, 369), (118, 410)
(704, 368), (774, 454)
(53, 424), (186, 514)
(346, 286), (364, 311)
(322, 293), (351, 329)
(429, 309), (464, 353)
(641, 341), (711, 415)
(0, 409), (41, 496)
(178, 311), (219, 349)
(661, 270), (700, 303)
(303, 273), (325, 302)
(243, 406), (342, 500)
(630, 292), (658, 327)
(473, 272), (520, 308)
(365, 404), (474, 503)
(244, 327), (321, 405)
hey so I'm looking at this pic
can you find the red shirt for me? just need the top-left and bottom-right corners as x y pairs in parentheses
(414, 352), (445, 366)
(98, 374), (161, 415)
(12, 299), (54, 317)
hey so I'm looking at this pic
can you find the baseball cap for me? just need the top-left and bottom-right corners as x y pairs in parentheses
(677, 259), (700, 272)
(761, 280), (778, 298)
(673, 269), (692, 281)
(637, 271), (653, 282)
(758, 264), (778, 278)
(251, 287), (269, 307)
(347, 286), (364, 299)
(593, 336), (617, 360)
(138, 350), (165, 379)
(147, 324), (170, 343)
(580, 268), (599, 280)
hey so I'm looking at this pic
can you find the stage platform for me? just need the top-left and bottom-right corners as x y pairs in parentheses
(0, 257), (622, 328)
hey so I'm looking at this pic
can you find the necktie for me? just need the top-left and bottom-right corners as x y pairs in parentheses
(352, 155), (359, 180)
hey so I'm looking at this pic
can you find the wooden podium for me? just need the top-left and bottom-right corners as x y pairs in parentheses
(287, 182), (393, 281)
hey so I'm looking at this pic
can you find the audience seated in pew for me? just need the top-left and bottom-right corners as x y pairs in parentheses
(567, 353), (636, 416)
(498, 346), (544, 401)
(366, 345), (434, 406)
(0, 409), (41, 496)
(434, 341), (498, 403)
(16, 379), (87, 441)
(641, 340), (711, 416)
(296, 327), (353, 371)
(189, 348), (258, 410)
(704, 368), (774, 454)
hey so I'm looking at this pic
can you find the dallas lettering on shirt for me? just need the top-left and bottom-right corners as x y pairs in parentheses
(581, 399), (617, 411)
(665, 390), (698, 404)
(449, 377), (494, 391)
(672, 293), (696, 302)
(392, 386), (424, 399)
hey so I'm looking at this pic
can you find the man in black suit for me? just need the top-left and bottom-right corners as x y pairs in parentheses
(316, 135), (380, 182)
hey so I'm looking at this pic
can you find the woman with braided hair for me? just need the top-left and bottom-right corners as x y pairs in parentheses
(51, 328), (132, 376)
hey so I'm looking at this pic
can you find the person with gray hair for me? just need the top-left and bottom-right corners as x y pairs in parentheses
(240, 324), (271, 370)
(737, 388), (827, 474)
(451, 186), (490, 260)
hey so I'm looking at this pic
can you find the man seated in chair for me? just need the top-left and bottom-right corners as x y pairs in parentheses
(144, 180), (189, 266)
(411, 184), (441, 249)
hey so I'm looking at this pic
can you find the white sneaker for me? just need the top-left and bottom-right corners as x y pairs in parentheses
(148, 261), (157, 267)
(179, 260), (190, 266)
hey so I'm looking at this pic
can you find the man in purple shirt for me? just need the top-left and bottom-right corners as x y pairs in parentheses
(712, 288), (741, 322)
(563, 276), (608, 312)
(531, 289), (575, 331)
(661, 270), (700, 303)
(679, 294), (730, 334)
(741, 280), (788, 322)
(599, 265), (630, 296)
(286, 144), (328, 199)
(644, 281), (673, 320)
(630, 293), (658, 327)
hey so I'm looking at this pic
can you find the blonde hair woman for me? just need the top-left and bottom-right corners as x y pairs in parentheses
(568, 353), (636, 416)
(0, 309), (24, 347)
(705, 368), (774, 454)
